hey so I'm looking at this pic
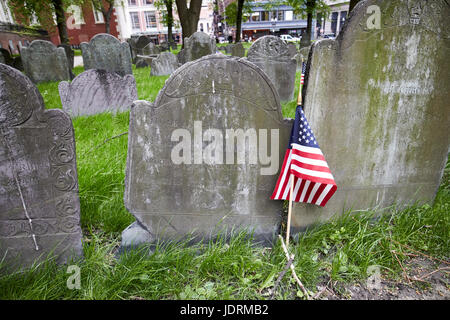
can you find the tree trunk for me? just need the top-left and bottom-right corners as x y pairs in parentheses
(349, 0), (362, 12)
(235, 0), (244, 43)
(52, 0), (69, 45)
(299, 0), (314, 48)
(166, 0), (174, 50)
(175, 0), (203, 45)
(101, 1), (114, 34)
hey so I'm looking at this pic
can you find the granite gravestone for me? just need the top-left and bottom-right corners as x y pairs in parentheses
(177, 32), (216, 64)
(81, 33), (132, 76)
(291, 0), (450, 230)
(21, 40), (71, 83)
(247, 36), (297, 102)
(58, 44), (75, 69)
(122, 54), (292, 247)
(0, 63), (83, 270)
(287, 43), (298, 56)
(150, 52), (178, 76)
(226, 43), (245, 57)
(59, 69), (138, 117)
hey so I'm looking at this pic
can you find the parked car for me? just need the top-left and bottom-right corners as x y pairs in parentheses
(280, 34), (301, 42)
(322, 33), (336, 40)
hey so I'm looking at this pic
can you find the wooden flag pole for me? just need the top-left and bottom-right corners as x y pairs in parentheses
(286, 174), (294, 246)
(286, 59), (304, 247)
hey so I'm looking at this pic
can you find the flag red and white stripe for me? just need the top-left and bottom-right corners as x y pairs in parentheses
(270, 144), (337, 206)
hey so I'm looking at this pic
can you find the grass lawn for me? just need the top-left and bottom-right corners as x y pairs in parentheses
(0, 62), (448, 300)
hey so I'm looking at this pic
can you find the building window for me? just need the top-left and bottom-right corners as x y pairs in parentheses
(144, 11), (156, 29)
(330, 11), (338, 35)
(277, 11), (284, 21)
(67, 5), (85, 25)
(199, 22), (203, 32)
(92, 4), (105, 23)
(128, 0), (137, 6)
(250, 12), (259, 22)
(130, 12), (140, 30)
(285, 10), (293, 21)
(261, 11), (269, 21)
(144, 0), (153, 5)
(339, 11), (347, 31)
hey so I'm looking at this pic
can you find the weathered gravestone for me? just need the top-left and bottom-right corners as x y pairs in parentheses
(291, 0), (450, 231)
(287, 43), (298, 56)
(177, 32), (217, 64)
(247, 36), (296, 102)
(81, 33), (132, 76)
(59, 69), (138, 117)
(150, 52), (178, 76)
(58, 44), (75, 69)
(0, 63), (83, 270)
(294, 45), (311, 71)
(225, 43), (245, 57)
(21, 40), (71, 83)
(122, 54), (292, 247)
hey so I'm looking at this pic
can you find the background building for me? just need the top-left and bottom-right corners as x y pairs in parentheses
(0, 0), (50, 54)
(242, 2), (310, 40)
(50, 2), (122, 45)
(118, 0), (182, 44)
(198, 0), (215, 36)
(319, 0), (349, 37)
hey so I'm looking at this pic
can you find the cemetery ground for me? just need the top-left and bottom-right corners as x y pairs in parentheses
(0, 64), (448, 300)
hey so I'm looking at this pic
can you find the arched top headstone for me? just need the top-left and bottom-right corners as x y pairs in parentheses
(291, 0), (450, 229)
(0, 63), (82, 270)
(123, 54), (292, 245)
(80, 33), (132, 76)
(246, 36), (297, 102)
(177, 31), (216, 64)
(247, 35), (294, 62)
(21, 40), (70, 83)
(59, 69), (138, 117)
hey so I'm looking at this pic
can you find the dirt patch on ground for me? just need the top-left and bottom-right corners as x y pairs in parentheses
(316, 258), (449, 300)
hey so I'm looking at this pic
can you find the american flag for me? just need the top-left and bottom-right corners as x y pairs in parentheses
(271, 63), (337, 207)
(300, 61), (306, 85)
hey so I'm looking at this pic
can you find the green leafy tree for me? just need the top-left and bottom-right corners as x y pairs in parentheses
(89, 0), (115, 34)
(284, 0), (329, 48)
(8, 0), (73, 44)
(155, 0), (180, 49)
(224, 0), (251, 42)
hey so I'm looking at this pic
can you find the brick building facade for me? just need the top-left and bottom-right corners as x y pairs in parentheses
(49, 3), (122, 46)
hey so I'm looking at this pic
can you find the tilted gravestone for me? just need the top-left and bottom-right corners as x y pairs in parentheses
(150, 52), (178, 76)
(122, 54), (292, 247)
(247, 36), (297, 102)
(81, 33), (132, 76)
(177, 32), (217, 64)
(291, 0), (450, 230)
(58, 69), (138, 117)
(0, 63), (83, 270)
(21, 40), (71, 83)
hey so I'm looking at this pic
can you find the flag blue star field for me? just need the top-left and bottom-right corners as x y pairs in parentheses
(271, 106), (337, 206)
